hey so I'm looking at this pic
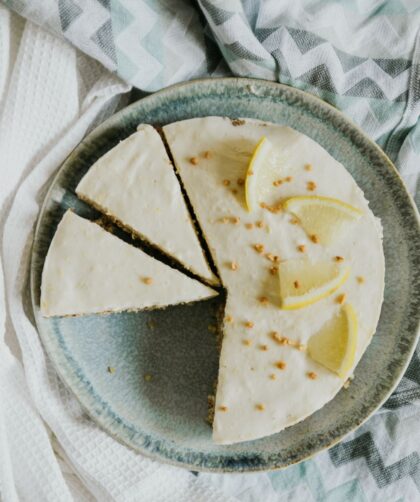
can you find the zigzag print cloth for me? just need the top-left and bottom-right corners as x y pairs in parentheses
(2, 0), (420, 500)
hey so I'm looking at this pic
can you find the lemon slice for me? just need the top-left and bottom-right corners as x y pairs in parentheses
(283, 196), (362, 245)
(245, 136), (272, 212)
(307, 304), (358, 378)
(278, 259), (350, 310)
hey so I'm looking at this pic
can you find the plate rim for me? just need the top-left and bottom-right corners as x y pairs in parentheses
(30, 77), (420, 473)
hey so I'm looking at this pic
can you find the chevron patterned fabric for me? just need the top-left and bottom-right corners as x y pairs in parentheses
(2, 0), (419, 499)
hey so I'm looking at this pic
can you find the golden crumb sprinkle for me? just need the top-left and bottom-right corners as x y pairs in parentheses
(357, 276), (365, 284)
(297, 244), (306, 253)
(144, 373), (153, 381)
(190, 156), (199, 165)
(107, 366), (116, 374)
(290, 218), (299, 225)
(231, 188), (238, 195)
(219, 405), (228, 412)
(231, 216), (240, 224)
(285, 176), (293, 182)
(203, 150), (212, 159)
(307, 181), (317, 191)
(256, 220), (265, 228)
(310, 234), (319, 244)
(270, 266), (279, 275)
(298, 344), (306, 352)
(259, 296), (269, 305)
(225, 315), (233, 323)
(335, 256), (344, 262)
(254, 243), (265, 254)
(259, 344), (269, 351)
(256, 403), (265, 411)
(266, 253), (280, 262)
(304, 163), (313, 171)
(143, 277), (153, 285)
(243, 339), (252, 346)
(269, 373), (277, 380)
(307, 371), (317, 380)
(221, 217), (230, 224)
(245, 222), (254, 229)
(293, 280), (300, 289)
(259, 202), (267, 209)
(273, 179), (283, 187)
(237, 177), (245, 186)
(336, 293), (347, 305)
(223, 179), (231, 186)
(276, 361), (287, 370)
(230, 261), (239, 271)
(245, 321), (254, 328)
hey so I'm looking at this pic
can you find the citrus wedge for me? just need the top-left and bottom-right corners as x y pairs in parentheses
(283, 196), (362, 245)
(245, 136), (273, 212)
(307, 304), (358, 379)
(278, 259), (350, 310)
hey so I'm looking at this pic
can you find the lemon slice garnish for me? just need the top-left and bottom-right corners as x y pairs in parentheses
(307, 304), (358, 379)
(283, 196), (362, 245)
(245, 136), (272, 212)
(278, 259), (350, 310)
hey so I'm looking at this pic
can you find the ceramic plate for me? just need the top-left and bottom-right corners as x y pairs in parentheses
(31, 78), (420, 472)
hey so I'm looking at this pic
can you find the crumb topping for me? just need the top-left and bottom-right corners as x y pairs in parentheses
(255, 403), (265, 411)
(293, 280), (300, 289)
(276, 361), (287, 370)
(269, 266), (278, 275)
(237, 177), (245, 186)
(245, 321), (254, 328)
(245, 222), (254, 229)
(230, 261), (239, 271)
(223, 179), (231, 186)
(219, 405), (228, 412)
(269, 373), (277, 380)
(304, 163), (312, 171)
(307, 371), (317, 380)
(259, 296), (269, 305)
(254, 243), (265, 254)
(307, 181), (317, 191)
(256, 220), (264, 228)
(143, 277), (153, 285)
(357, 276), (365, 284)
(243, 339), (252, 346)
(297, 244), (306, 253)
(310, 234), (319, 243)
(203, 150), (212, 159)
(336, 293), (347, 305)
(190, 156), (199, 165)
(335, 256), (344, 262)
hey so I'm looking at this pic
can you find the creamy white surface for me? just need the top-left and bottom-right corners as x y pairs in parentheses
(163, 117), (385, 445)
(76, 124), (216, 284)
(40, 211), (217, 317)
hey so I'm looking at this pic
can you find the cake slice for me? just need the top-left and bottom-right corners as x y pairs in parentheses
(163, 117), (384, 444)
(40, 211), (218, 317)
(76, 124), (217, 285)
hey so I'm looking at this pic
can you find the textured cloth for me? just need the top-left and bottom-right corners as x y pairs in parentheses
(0, 1), (419, 501)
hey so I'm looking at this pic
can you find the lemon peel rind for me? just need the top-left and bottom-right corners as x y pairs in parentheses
(279, 266), (350, 310)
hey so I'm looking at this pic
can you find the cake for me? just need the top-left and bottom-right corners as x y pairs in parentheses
(40, 116), (385, 446)
(163, 117), (385, 444)
(40, 211), (218, 317)
(76, 124), (217, 285)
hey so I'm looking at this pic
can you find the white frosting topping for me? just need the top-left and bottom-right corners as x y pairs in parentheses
(163, 117), (385, 444)
(40, 211), (217, 317)
(76, 124), (216, 284)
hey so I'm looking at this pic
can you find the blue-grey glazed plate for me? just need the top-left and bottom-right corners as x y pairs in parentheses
(31, 78), (420, 472)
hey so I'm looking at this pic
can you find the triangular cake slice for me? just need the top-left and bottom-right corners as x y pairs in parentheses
(163, 117), (384, 444)
(40, 211), (218, 317)
(76, 124), (217, 285)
